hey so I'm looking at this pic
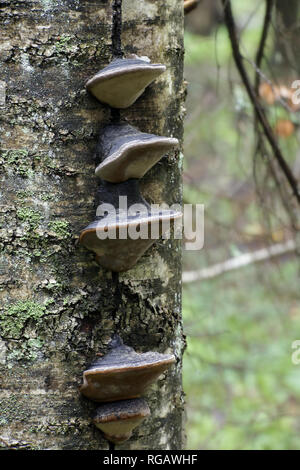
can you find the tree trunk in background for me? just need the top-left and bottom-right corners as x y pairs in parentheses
(274, 0), (300, 223)
(184, 0), (222, 36)
(0, 0), (185, 450)
(274, 0), (300, 77)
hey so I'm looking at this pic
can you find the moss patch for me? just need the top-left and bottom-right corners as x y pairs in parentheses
(17, 208), (41, 229)
(1, 300), (46, 339)
(48, 220), (71, 239)
(55, 34), (73, 54)
(1, 149), (33, 177)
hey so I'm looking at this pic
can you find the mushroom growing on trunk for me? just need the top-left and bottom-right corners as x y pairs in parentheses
(80, 336), (175, 402)
(94, 123), (178, 183)
(79, 180), (182, 272)
(86, 58), (166, 108)
(92, 398), (151, 443)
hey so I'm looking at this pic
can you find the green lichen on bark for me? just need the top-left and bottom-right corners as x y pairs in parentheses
(1, 149), (33, 177)
(1, 300), (46, 339)
(17, 208), (41, 228)
(48, 221), (71, 239)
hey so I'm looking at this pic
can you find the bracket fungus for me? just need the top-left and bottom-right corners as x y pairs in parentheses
(184, 0), (199, 15)
(93, 398), (150, 443)
(79, 180), (182, 272)
(95, 123), (179, 183)
(86, 58), (166, 108)
(80, 336), (175, 402)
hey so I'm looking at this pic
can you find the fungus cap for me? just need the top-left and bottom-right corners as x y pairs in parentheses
(79, 208), (182, 272)
(80, 336), (175, 402)
(86, 58), (166, 109)
(184, 0), (199, 14)
(95, 124), (178, 183)
(93, 398), (150, 443)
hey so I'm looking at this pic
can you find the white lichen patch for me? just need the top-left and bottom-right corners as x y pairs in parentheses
(120, 252), (173, 285)
(159, 433), (169, 447)
(39, 0), (59, 11)
(122, 0), (158, 21)
(0, 81), (6, 107)
(158, 398), (174, 419)
(0, 340), (7, 365)
(29, 389), (48, 396)
(178, 152), (184, 170)
(164, 70), (173, 95)
(171, 323), (185, 360)
(0, 41), (13, 59)
(20, 53), (34, 73)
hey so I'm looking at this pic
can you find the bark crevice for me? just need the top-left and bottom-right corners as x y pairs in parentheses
(112, 0), (123, 59)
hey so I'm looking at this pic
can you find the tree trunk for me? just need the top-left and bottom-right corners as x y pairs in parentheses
(0, 0), (185, 450)
(274, 0), (300, 77)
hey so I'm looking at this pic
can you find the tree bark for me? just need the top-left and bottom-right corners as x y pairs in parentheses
(274, 0), (300, 77)
(0, 0), (185, 450)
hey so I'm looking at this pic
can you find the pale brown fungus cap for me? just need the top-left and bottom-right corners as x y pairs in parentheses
(80, 336), (175, 402)
(92, 398), (150, 443)
(95, 124), (178, 183)
(79, 208), (182, 272)
(86, 58), (166, 109)
(184, 0), (199, 15)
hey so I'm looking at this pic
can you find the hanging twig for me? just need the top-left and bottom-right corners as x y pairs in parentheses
(254, 0), (274, 94)
(221, 0), (300, 204)
(182, 239), (296, 283)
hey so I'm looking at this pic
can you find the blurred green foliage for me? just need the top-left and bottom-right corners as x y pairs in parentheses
(183, 2), (300, 450)
(183, 260), (300, 450)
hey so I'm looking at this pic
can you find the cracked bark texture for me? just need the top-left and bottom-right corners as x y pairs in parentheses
(0, 0), (185, 450)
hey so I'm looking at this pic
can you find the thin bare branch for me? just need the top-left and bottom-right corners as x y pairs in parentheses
(182, 239), (296, 283)
(255, 0), (274, 94)
(221, 0), (300, 204)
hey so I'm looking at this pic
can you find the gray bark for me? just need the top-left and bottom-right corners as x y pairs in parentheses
(275, 0), (300, 76)
(0, 0), (185, 450)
